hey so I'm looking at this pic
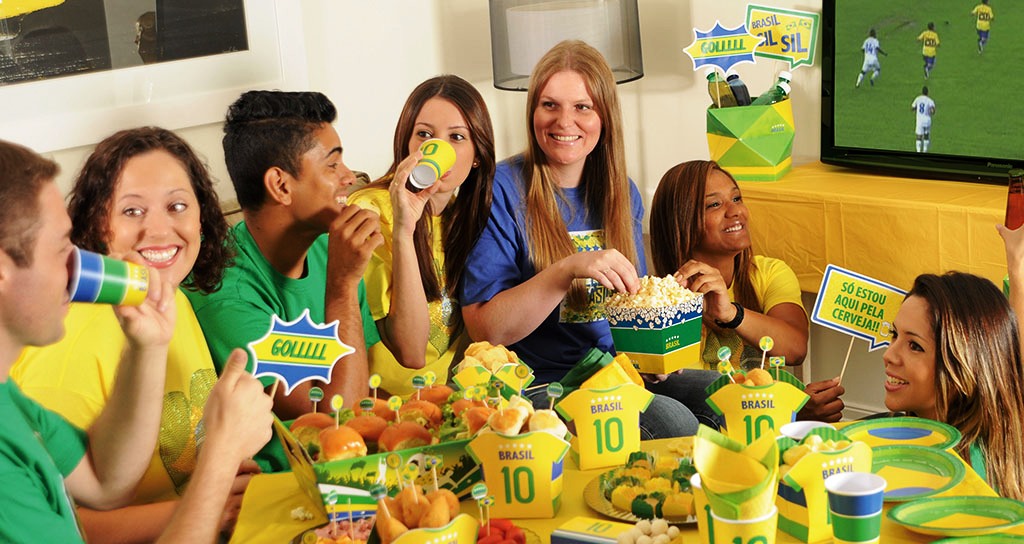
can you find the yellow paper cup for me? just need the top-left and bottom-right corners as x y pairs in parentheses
(409, 138), (456, 190)
(67, 247), (149, 306)
(710, 505), (778, 544)
(692, 474), (713, 544)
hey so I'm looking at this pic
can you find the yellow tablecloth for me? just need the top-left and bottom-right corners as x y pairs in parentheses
(232, 437), (1010, 543)
(738, 162), (1007, 293)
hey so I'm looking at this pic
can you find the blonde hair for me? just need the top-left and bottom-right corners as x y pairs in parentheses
(522, 40), (638, 308)
(911, 272), (1024, 500)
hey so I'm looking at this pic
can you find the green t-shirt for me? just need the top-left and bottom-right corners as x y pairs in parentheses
(0, 379), (88, 543)
(186, 221), (380, 471)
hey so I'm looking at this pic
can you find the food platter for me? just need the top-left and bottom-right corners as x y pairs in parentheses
(583, 472), (697, 525)
(842, 416), (961, 449)
(871, 445), (965, 502)
(888, 496), (1024, 537)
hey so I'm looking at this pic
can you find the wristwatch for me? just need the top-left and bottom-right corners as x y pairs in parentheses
(714, 302), (745, 329)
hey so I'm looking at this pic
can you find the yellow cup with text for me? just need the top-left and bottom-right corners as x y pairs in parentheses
(709, 505), (778, 544)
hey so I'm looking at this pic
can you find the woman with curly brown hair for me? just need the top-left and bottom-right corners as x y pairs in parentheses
(11, 127), (252, 542)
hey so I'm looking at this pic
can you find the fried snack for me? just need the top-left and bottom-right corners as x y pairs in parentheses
(487, 406), (529, 436)
(417, 494), (452, 528)
(460, 340), (518, 373)
(425, 489), (460, 519)
(528, 409), (569, 439)
(744, 368), (774, 386)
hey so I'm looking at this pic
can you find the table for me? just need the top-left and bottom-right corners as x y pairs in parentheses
(738, 162), (1007, 293)
(232, 437), (1014, 543)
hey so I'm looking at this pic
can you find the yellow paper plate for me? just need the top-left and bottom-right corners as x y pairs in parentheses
(888, 496), (1024, 537)
(842, 416), (961, 449)
(934, 536), (1024, 543)
(871, 445), (965, 502)
(584, 473), (696, 525)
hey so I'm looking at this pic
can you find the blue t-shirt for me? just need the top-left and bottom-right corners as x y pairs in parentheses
(460, 156), (647, 383)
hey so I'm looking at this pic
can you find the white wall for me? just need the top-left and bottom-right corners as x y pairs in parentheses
(23, 0), (885, 418)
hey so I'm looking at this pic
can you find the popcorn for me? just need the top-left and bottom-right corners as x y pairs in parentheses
(605, 275), (702, 329)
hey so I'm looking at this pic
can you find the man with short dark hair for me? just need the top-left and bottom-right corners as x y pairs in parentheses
(186, 91), (383, 470)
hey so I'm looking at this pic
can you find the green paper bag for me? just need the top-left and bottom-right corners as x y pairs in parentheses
(707, 100), (794, 181)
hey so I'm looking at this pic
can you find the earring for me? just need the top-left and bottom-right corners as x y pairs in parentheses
(472, 161), (479, 168)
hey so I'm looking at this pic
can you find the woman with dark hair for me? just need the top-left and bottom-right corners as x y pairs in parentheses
(11, 127), (250, 542)
(460, 40), (699, 438)
(350, 75), (495, 396)
(882, 271), (1024, 500)
(649, 160), (843, 423)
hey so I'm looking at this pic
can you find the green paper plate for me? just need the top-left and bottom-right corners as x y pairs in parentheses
(888, 496), (1024, 537)
(871, 445), (965, 502)
(843, 416), (961, 450)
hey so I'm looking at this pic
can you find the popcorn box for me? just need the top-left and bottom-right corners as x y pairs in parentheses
(707, 100), (794, 181)
(705, 369), (809, 445)
(467, 430), (570, 518)
(556, 383), (653, 470)
(275, 419), (483, 522)
(776, 428), (873, 543)
(607, 295), (703, 374)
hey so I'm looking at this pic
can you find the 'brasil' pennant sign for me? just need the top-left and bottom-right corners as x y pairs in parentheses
(247, 309), (354, 394)
(811, 264), (907, 351)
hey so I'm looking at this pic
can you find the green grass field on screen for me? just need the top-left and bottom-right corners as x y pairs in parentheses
(834, 0), (1021, 159)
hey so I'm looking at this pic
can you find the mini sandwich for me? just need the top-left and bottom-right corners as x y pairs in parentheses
(449, 398), (485, 419)
(399, 399), (442, 429)
(289, 412), (335, 457)
(528, 409), (569, 440)
(487, 406), (530, 436)
(345, 413), (389, 444)
(418, 384), (455, 405)
(378, 421), (433, 452)
(463, 405), (496, 436)
(318, 425), (368, 461)
(355, 397), (398, 422)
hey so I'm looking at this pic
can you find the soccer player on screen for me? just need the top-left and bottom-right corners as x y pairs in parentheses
(971, 0), (994, 54)
(911, 86), (936, 153)
(917, 22), (940, 79)
(856, 28), (887, 88)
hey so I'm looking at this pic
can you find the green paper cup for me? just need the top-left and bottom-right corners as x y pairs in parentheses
(709, 505), (778, 544)
(67, 247), (148, 306)
(826, 472), (886, 543)
(408, 138), (456, 190)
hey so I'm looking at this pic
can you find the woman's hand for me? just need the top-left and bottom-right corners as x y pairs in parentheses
(559, 248), (640, 294)
(389, 150), (441, 236)
(674, 260), (734, 325)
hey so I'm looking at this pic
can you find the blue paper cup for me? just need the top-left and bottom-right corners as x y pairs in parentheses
(825, 472), (886, 543)
(67, 247), (149, 306)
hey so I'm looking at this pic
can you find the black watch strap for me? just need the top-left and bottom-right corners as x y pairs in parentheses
(714, 302), (745, 329)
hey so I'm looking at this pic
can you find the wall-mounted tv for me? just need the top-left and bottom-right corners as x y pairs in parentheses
(821, 0), (1020, 183)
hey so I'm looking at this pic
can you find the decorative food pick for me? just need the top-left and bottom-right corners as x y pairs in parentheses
(388, 395), (403, 421)
(425, 455), (442, 492)
(546, 382), (564, 410)
(359, 398), (374, 412)
(330, 394), (344, 427)
(514, 364), (531, 396)
(758, 335), (774, 369)
(385, 453), (403, 490)
(327, 491), (339, 534)
(309, 386), (324, 413)
(717, 346), (732, 362)
(369, 483), (390, 517)
(423, 371), (437, 387)
(717, 360), (737, 384)
(839, 336), (856, 385)
(268, 378), (281, 400)
(369, 373), (382, 401)
(411, 375), (426, 400)
(487, 379), (503, 411)
(481, 495), (495, 535)
(470, 483), (488, 527)
(347, 497), (354, 542)
(769, 356), (786, 380)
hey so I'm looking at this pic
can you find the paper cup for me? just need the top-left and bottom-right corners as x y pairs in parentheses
(825, 472), (886, 543)
(779, 420), (835, 440)
(408, 138), (456, 190)
(67, 247), (148, 306)
(709, 505), (778, 544)
(691, 474), (712, 544)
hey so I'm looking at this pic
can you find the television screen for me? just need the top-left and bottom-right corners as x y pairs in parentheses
(821, 0), (1021, 182)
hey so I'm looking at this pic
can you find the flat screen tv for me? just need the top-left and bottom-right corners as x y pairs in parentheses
(821, 0), (1020, 183)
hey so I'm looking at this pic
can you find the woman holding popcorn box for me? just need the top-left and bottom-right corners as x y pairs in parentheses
(649, 160), (845, 423)
(460, 40), (699, 438)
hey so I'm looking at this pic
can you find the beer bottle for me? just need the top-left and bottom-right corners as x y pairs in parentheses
(1005, 169), (1024, 229)
(705, 67), (737, 108)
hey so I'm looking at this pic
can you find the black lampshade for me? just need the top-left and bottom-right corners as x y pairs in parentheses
(488, 0), (643, 91)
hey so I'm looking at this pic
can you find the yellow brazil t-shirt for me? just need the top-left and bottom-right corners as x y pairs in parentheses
(556, 383), (654, 469)
(707, 382), (808, 444)
(11, 290), (216, 503)
(466, 431), (570, 517)
(917, 30), (940, 57)
(349, 187), (467, 397)
(972, 4), (993, 31)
